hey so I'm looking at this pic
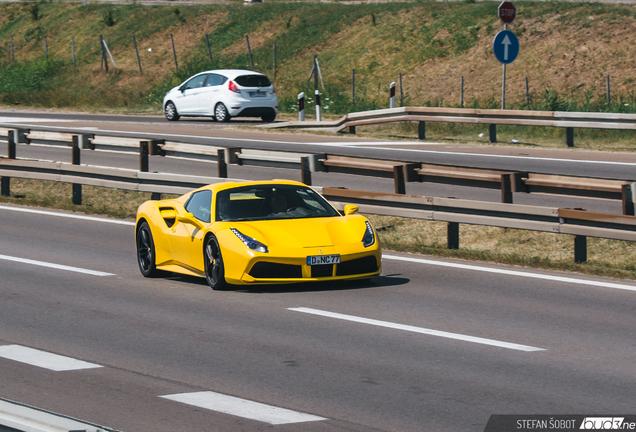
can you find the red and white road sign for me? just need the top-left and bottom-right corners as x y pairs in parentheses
(498, 1), (516, 24)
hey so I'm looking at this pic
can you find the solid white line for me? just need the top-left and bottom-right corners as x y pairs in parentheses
(160, 391), (327, 425)
(383, 254), (636, 292)
(0, 205), (135, 226)
(288, 307), (544, 352)
(0, 345), (103, 371)
(0, 254), (115, 276)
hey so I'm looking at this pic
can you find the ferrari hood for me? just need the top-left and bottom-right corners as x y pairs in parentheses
(228, 216), (367, 248)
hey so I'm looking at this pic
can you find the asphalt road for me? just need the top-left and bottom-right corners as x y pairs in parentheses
(1, 204), (636, 432)
(0, 110), (629, 214)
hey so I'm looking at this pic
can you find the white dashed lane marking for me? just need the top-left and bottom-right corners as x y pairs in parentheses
(0, 345), (103, 371)
(160, 391), (327, 425)
(289, 307), (545, 352)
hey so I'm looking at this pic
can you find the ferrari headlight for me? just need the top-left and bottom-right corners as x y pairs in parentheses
(231, 228), (269, 253)
(362, 221), (375, 248)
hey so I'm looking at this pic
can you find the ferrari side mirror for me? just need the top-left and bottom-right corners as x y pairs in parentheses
(177, 213), (204, 230)
(344, 205), (359, 216)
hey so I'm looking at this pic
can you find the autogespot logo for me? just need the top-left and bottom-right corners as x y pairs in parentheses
(580, 418), (634, 430)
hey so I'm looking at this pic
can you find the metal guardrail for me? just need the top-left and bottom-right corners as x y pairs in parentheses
(261, 106), (636, 147)
(2, 157), (635, 263)
(2, 126), (636, 213)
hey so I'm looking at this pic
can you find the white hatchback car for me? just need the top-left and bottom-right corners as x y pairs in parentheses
(163, 69), (278, 122)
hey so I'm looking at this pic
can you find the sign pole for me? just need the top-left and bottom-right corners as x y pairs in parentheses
(501, 23), (507, 109)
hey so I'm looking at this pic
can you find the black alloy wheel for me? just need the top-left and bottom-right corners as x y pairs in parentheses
(164, 102), (180, 121)
(137, 222), (159, 277)
(205, 235), (229, 290)
(214, 103), (231, 123)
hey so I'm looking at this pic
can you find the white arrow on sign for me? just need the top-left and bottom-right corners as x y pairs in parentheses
(502, 34), (511, 61)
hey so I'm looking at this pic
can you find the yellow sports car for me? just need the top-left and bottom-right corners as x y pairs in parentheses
(135, 180), (381, 290)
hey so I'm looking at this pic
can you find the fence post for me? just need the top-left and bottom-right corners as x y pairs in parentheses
(298, 92), (305, 121)
(351, 69), (355, 105)
(273, 42), (276, 79)
(447, 222), (459, 250)
(525, 77), (530, 106)
(10, 36), (14, 63)
(72, 135), (82, 205)
(418, 121), (426, 140)
(399, 73), (403, 107)
(489, 124), (497, 143)
(72, 36), (76, 67)
(393, 165), (405, 194)
(315, 89), (322, 121)
(44, 38), (48, 60)
(606, 75), (610, 106)
(622, 183), (636, 216)
(389, 82), (396, 109)
(246, 35), (253, 69)
(217, 149), (227, 178)
(133, 34), (142, 74)
(566, 127), (574, 147)
(170, 33), (178, 71)
(301, 157), (312, 186)
(205, 34), (213, 66)
(460, 76), (464, 107)
(100, 35), (108, 72)
(574, 235), (587, 263)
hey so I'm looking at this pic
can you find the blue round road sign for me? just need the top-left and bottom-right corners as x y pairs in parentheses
(492, 30), (519, 64)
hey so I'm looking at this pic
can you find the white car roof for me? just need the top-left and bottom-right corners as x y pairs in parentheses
(197, 69), (268, 79)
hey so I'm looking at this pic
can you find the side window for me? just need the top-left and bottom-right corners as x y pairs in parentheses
(185, 190), (212, 223)
(184, 74), (207, 90)
(206, 74), (227, 87)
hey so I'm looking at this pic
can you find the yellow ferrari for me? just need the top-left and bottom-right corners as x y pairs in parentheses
(135, 180), (381, 290)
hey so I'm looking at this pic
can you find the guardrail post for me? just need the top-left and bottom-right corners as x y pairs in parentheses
(301, 157), (312, 186)
(418, 121), (426, 140)
(622, 183), (636, 215)
(393, 165), (405, 194)
(225, 147), (241, 165)
(140, 141), (149, 172)
(217, 149), (227, 178)
(298, 92), (305, 121)
(501, 174), (513, 203)
(447, 222), (459, 250)
(489, 124), (497, 143)
(574, 235), (587, 263)
(566, 127), (574, 147)
(1, 130), (15, 197)
(79, 134), (94, 150)
(72, 135), (82, 205)
(389, 82), (396, 109)
(349, 126), (356, 134)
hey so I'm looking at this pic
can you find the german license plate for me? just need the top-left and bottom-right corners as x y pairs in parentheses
(307, 254), (340, 265)
(250, 91), (266, 98)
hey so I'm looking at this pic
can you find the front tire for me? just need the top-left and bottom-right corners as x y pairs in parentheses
(214, 103), (231, 123)
(205, 235), (229, 290)
(165, 102), (180, 121)
(137, 221), (159, 277)
(261, 113), (276, 122)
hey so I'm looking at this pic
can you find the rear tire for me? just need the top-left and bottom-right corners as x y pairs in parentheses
(137, 221), (159, 277)
(261, 113), (276, 122)
(215, 103), (231, 123)
(204, 235), (230, 290)
(165, 102), (180, 121)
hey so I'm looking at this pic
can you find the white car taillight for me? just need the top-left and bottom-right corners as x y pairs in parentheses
(228, 81), (241, 94)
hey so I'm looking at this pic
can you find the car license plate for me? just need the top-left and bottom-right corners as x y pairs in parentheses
(307, 254), (340, 266)
(250, 91), (266, 98)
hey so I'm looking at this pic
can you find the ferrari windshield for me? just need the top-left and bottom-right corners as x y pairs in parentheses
(215, 184), (340, 222)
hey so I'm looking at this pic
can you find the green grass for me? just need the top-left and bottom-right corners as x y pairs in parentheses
(3, 1), (636, 119)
